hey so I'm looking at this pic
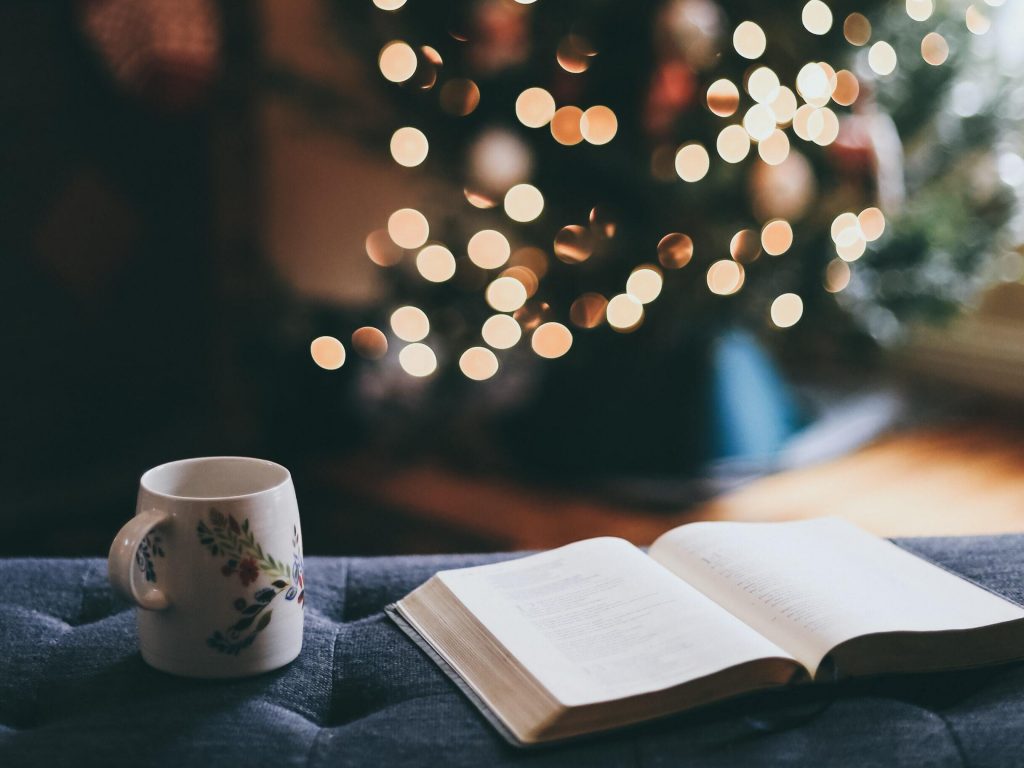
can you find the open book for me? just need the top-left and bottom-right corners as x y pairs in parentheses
(390, 519), (1024, 746)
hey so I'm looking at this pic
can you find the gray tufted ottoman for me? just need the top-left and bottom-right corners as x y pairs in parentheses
(3, 537), (1024, 767)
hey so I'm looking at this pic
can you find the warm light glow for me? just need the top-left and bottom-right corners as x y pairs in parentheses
(373, 0), (406, 10)
(467, 229), (511, 269)
(390, 306), (429, 342)
(515, 87), (556, 128)
(606, 294), (644, 331)
(482, 314), (522, 349)
(844, 13), (871, 45)
(707, 79), (740, 117)
(906, 0), (933, 21)
(464, 189), (497, 209)
(802, 0), (833, 35)
(554, 225), (595, 263)
(657, 233), (694, 269)
(966, 5), (990, 34)
(743, 104), (777, 141)
(771, 87), (798, 125)
(378, 41), (417, 83)
(825, 258), (852, 292)
(831, 212), (860, 242)
(674, 143), (710, 182)
(440, 79), (480, 116)
(387, 208), (429, 249)
(351, 327), (388, 359)
(365, 229), (403, 267)
(390, 127), (428, 167)
(556, 35), (594, 74)
(832, 70), (859, 106)
(730, 229), (761, 263)
(501, 266), (538, 298)
(398, 343), (437, 377)
(589, 207), (617, 238)
(531, 322), (573, 358)
(771, 293), (803, 328)
(868, 41), (897, 76)
(310, 336), (345, 370)
(570, 293), (607, 328)
(792, 104), (816, 140)
(415, 244), (456, 282)
(758, 129), (790, 165)
(580, 106), (618, 145)
(761, 219), (793, 255)
(503, 184), (544, 222)
(514, 301), (550, 332)
(747, 67), (780, 104)
(717, 124), (750, 163)
(858, 207), (886, 241)
(796, 63), (831, 105)
(626, 265), (663, 304)
(707, 260), (745, 295)
(810, 107), (839, 146)
(550, 106), (584, 146)
(733, 21), (766, 59)
(921, 32), (949, 65)
(837, 231), (866, 262)
(459, 347), (499, 381)
(486, 276), (528, 312)
(510, 245), (549, 277)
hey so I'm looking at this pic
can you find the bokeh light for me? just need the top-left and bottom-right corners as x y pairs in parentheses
(365, 229), (403, 267)
(626, 265), (664, 304)
(743, 104), (777, 141)
(707, 260), (745, 295)
(771, 87), (798, 125)
(486, 276), (528, 312)
(796, 63), (831, 105)
(906, 0), (933, 21)
(832, 70), (859, 106)
(531, 322), (573, 358)
(921, 32), (949, 65)
(378, 41), (417, 83)
(844, 13), (872, 45)
(556, 35), (594, 74)
(415, 244), (456, 282)
(482, 314), (522, 349)
(440, 78), (480, 116)
(373, 0), (406, 10)
(657, 233), (694, 269)
(390, 306), (430, 342)
(730, 229), (761, 263)
(758, 129), (791, 165)
(510, 245), (549, 277)
(570, 293), (608, 328)
(966, 5), (991, 34)
(503, 184), (544, 222)
(398, 343), (437, 377)
(810, 107), (839, 145)
(675, 143), (711, 182)
(589, 206), (617, 238)
(459, 347), (499, 381)
(580, 106), (618, 145)
(858, 207), (886, 241)
(747, 67), (781, 104)
(606, 294), (644, 331)
(733, 21), (766, 59)
(770, 293), (804, 328)
(707, 79), (740, 117)
(515, 87), (556, 128)
(310, 336), (345, 370)
(390, 127), (428, 167)
(554, 225), (595, 263)
(717, 124), (751, 163)
(792, 104), (816, 140)
(351, 327), (388, 360)
(468, 229), (511, 269)
(761, 219), (794, 255)
(802, 1), (833, 35)
(387, 208), (429, 249)
(501, 266), (539, 298)
(825, 258), (852, 292)
(868, 41), (897, 76)
(551, 106), (584, 145)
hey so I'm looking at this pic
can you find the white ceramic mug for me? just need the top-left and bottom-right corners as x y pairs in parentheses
(108, 457), (305, 677)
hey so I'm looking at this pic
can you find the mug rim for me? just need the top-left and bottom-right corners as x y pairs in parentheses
(140, 456), (291, 502)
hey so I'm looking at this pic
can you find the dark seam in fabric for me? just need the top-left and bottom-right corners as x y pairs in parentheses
(935, 710), (970, 768)
(306, 623), (343, 768)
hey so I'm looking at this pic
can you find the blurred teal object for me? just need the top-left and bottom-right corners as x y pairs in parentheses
(708, 330), (806, 461)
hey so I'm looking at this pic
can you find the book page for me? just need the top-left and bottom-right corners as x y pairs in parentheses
(436, 537), (796, 707)
(650, 518), (1024, 675)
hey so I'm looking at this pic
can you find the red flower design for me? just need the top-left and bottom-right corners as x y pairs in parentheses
(238, 557), (259, 587)
(221, 563), (235, 577)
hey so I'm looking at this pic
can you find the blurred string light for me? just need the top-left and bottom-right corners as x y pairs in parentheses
(311, 336), (345, 370)
(344, 0), (970, 378)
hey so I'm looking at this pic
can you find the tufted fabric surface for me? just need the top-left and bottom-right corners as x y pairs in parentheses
(2, 537), (1024, 767)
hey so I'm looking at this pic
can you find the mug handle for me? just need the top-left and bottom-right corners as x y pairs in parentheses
(108, 509), (172, 611)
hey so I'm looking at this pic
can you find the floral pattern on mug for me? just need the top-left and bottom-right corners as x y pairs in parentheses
(197, 508), (304, 655)
(135, 533), (164, 583)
